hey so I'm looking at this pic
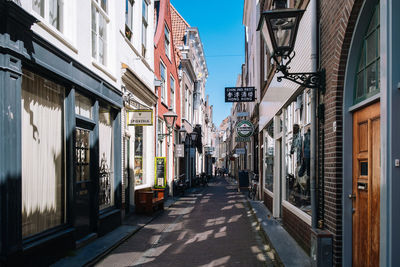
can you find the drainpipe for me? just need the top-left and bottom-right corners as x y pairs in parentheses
(310, 0), (318, 230)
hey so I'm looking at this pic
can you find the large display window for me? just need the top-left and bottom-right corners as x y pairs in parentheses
(264, 123), (274, 192)
(134, 126), (144, 185)
(284, 92), (311, 216)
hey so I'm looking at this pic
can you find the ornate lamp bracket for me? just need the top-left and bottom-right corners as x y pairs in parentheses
(273, 51), (326, 93)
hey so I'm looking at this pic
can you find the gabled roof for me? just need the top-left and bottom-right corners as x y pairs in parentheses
(170, 4), (190, 48)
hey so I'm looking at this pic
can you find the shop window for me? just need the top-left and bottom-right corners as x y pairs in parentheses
(264, 124), (274, 192)
(285, 97), (311, 215)
(354, 5), (380, 104)
(32, 0), (64, 32)
(75, 92), (93, 119)
(99, 106), (114, 210)
(21, 70), (66, 238)
(134, 126), (144, 185)
(91, 0), (108, 65)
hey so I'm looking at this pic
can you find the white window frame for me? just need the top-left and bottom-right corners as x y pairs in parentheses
(32, 0), (64, 33)
(91, 0), (109, 66)
(141, 0), (148, 57)
(165, 25), (171, 59)
(170, 75), (175, 111)
(160, 62), (167, 103)
(264, 43), (269, 81)
(125, 0), (134, 39)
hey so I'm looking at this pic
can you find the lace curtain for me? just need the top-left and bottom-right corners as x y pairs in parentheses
(21, 70), (65, 238)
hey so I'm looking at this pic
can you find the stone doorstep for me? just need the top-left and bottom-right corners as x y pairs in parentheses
(52, 188), (202, 267)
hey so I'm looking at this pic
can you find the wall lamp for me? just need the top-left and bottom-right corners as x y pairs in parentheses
(158, 108), (178, 141)
(257, 0), (325, 91)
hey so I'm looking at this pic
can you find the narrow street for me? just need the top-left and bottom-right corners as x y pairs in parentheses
(96, 177), (279, 267)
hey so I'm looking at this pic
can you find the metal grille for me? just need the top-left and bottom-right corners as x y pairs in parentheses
(75, 128), (91, 182)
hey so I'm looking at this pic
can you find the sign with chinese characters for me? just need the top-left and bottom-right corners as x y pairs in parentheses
(175, 144), (185, 158)
(154, 157), (166, 188)
(236, 120), (254, 138)
(127, 109), (153, 126)
(225, 87), (255, 102)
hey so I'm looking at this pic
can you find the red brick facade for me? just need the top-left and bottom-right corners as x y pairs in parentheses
(319, 0), (363, 264)
(282, 207), (312, 254)
(154, 0), (181, 157)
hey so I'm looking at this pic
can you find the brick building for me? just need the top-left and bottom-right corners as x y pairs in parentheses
(154, 0), (181, 193)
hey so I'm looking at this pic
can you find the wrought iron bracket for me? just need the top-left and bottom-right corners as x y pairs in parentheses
(272, 51), (326, 93)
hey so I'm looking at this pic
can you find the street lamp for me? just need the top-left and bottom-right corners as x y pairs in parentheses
(158, 108), (178, 141)
(190, 131), (198, 142)
(179, 125), (187, 143)
(257, 0), (325, 90)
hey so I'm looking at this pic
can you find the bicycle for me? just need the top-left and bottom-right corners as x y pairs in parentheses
(248, 173), (259, 200)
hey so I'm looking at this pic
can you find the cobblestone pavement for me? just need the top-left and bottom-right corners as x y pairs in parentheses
(96, 177), (280, 267)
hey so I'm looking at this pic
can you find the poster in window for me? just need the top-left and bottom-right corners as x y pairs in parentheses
(154, 157), (166, 188)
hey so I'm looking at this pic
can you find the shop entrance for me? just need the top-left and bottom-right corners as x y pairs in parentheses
(74, 127), (94, 241)
(352, 101), (380, 266)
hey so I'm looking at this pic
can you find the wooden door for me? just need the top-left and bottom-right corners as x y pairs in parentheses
(352, 101), (380, 267)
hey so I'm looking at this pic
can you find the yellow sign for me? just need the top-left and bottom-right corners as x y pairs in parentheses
(154, 157), (166, 188)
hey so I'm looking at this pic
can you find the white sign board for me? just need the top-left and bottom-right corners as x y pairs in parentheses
(236, 148), (246, 154)
(127, 110), (153, 126)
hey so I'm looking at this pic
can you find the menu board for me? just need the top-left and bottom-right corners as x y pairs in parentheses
(154, 157), (166, 188)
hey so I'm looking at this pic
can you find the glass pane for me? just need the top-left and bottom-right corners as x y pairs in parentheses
(32, 0), (44, 17)
(264, 132), (274, 192)
(356, 71), (364, 99)
(99, 15), (107, 65)
(101, 0), (107, 12)
(142, 0), (148, 22)
(366, 30), (377, 64)
(134, 126), (144, 185)
(271, 17), (295, 48)
(367, 8), (377, 35)
(75, 128), (91, 182)
(21, 70), (65, 238)
(75, 92), (92, 118)
(99, 107), (114, 209)
(366, 62), (377, 94)
(49, 0), (62, 31)
(142, 23), (147, 47)
(358, 45), (365, 71)
(91, 5), (97, 59)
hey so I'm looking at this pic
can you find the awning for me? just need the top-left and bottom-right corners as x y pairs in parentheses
(259, 77), (299, 132)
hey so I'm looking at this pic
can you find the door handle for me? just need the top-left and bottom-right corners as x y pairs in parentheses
(348, 194), (356, 199)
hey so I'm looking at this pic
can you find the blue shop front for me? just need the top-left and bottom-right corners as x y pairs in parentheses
(0, 1), (122, 265)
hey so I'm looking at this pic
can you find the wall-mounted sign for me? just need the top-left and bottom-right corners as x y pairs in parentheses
(237, 112), (249, 117)
(236, 120), (254, 138)
(127, 109), (153, 126)
(236, 148), (246, 154)
(154, 157), (166, 188)
(175, 144), (184, 158)
(225, 87), (255, 102)
(236, 137), (251, 142)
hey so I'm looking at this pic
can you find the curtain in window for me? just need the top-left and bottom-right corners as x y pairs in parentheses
(21, 70), (65, 238)
(99, 107), (114, 209)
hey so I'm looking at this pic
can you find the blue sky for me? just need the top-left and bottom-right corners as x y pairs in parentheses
(170, 0), (245, 128)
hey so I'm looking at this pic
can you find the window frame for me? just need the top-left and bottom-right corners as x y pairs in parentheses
(32, 0), (64, 33)
(160, 61), (167, 104)
(165, 25), (171, 59)
(91, 0), (109, 66)
(170, 75), (175, 111)
(125, 0), (134, 40)
(141, 0), (148, 57)
(354, 5), (380, 104)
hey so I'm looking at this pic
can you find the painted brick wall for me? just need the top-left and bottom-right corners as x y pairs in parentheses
(319, 0), (363, 265)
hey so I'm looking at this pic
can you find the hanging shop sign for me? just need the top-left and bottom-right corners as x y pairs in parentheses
(225, 87), (255, 102)
(127, 109), (153, 126)
(237, 112), (249, 117)
(237, 120), (254, 138)
(236, 137), (251, 142)
(154, 157), (166, 188)
(236, 148), (246, 154)
(175, 144), (185, 158)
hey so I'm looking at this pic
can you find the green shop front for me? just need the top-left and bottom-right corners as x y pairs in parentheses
(0, 2), (122, 265)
